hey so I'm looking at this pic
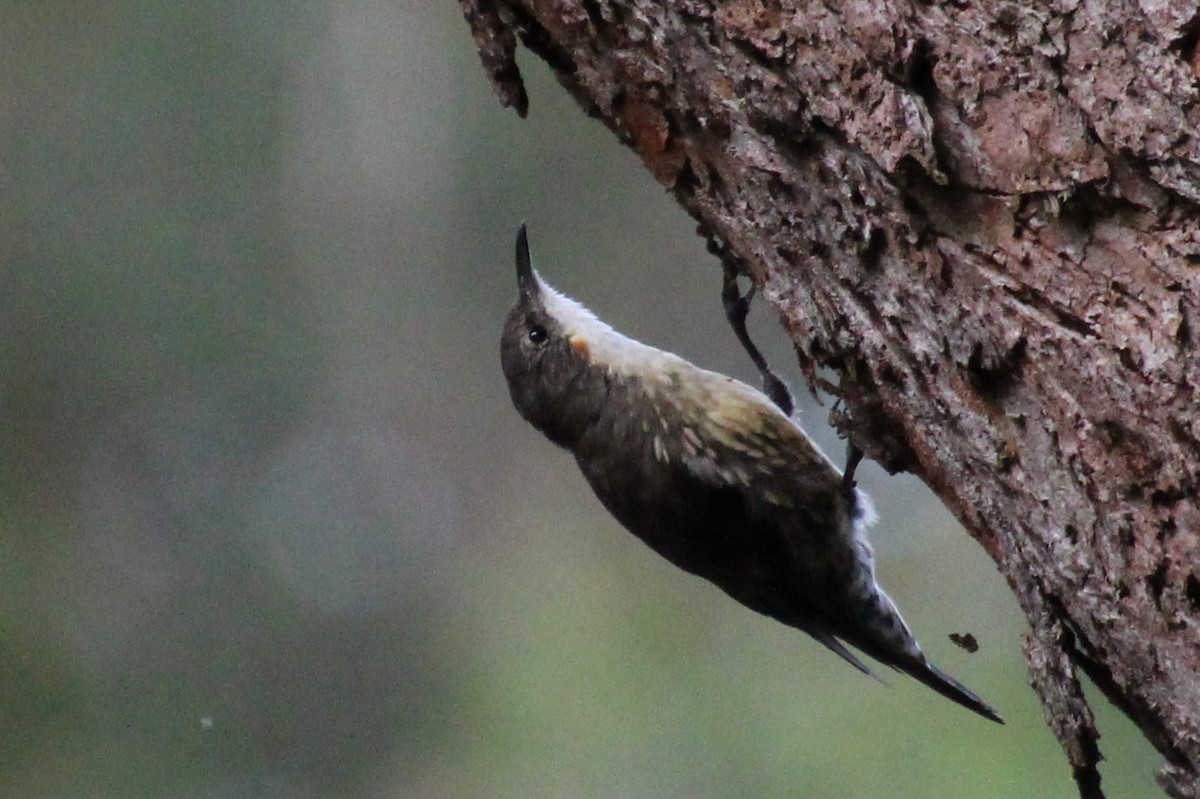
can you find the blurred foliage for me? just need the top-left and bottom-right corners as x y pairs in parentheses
(0, 1), (1162, 797)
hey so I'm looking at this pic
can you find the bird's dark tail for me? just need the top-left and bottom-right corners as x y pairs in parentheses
(905, 659), (1004, 724)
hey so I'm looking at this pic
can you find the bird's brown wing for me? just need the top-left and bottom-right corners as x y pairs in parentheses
(670, 399), (878, 676)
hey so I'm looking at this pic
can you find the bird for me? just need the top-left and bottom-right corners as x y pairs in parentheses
(499, 224), (1002, 724)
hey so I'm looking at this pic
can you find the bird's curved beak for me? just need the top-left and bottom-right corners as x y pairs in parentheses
(515, 223), (540, 300)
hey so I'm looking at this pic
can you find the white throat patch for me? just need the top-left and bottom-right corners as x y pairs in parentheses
(537, 279), (680, 377)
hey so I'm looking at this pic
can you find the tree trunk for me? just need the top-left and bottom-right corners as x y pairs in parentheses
(458, 2), (1200, 796)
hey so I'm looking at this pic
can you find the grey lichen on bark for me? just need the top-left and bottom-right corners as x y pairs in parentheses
(458, 1), (1200, 797)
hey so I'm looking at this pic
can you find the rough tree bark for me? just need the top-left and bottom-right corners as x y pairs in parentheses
(458, 2), (1200, 796)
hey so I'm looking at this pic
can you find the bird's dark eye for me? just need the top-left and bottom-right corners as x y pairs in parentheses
(528, 324), (548, 344)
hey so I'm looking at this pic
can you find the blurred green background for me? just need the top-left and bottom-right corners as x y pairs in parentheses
(0, 2), (1162, 797)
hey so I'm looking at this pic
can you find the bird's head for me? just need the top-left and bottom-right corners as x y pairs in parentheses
(500, 224), (615, 447)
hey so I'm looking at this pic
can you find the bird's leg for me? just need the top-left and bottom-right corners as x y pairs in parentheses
(842, 441), (864, 499)
(720, 260), (796, 417)
(709, 236), (864, 495)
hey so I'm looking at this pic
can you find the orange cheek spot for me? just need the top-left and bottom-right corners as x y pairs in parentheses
(569, 335), (590, 359)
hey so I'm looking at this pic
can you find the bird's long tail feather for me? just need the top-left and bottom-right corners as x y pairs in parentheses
(903, 660), (1004, 724)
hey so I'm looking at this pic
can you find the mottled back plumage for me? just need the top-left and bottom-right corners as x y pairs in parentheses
(500, 225), (1002, 724)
